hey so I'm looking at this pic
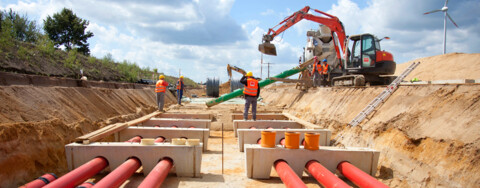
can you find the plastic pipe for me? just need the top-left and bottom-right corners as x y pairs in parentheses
(125, 136), (142, 143)
(21, 173), (57, 188)
(274, 160), (307, 188)
(76, 182), (95, 188)
(93, 158), (141, 188)
(138, 158), (173, 188)
(154, 136), (165, 143)
(279, 138), (286, 146)
(337, 161), (389, 188)
(266, 126), (273, 129)
(249, 126), (257, 129)
(206, 67), (305, 107)
(171, 125), (178, 128)
(306, 160), (350, 188)
(44, 157), (108, 188)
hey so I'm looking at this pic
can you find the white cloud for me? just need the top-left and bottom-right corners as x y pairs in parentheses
(261, 9), (274, 16)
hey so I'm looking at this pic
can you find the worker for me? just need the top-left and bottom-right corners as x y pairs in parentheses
(320, 58), (330, 87)
(240, 71), (260, 121)
(311, 56), (321, 87)
(176, 76), (185, 105)
(155, 75), (168, 112)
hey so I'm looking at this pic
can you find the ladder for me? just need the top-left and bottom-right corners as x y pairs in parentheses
(348, 62), (421, 127)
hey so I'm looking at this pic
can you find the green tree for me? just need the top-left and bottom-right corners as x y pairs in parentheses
(43, 8), (93, 55)
(0, 9), (39, 43)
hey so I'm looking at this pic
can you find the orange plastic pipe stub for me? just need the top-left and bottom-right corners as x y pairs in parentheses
(260, 131), (276, 148)
(304, 132), (320, 150)
(285, 132), (300, 149)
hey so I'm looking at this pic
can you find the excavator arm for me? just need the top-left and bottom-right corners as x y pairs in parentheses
(259, 6), (347, 62)
(227, 64), (247, 80)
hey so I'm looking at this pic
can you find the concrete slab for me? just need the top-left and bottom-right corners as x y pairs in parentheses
(245, 144), (380, 179)
(231, 113), (288, 120)
(116, 127), (209, 151)
(400, 81), (430, 85)
(156, 113), (212, 120)
(65, 142), (202, 177)
(143, 118), (211, 130)
(430, 79), (475, 84)
(233, 120), (302, 137)
(237, 129), (331, 152)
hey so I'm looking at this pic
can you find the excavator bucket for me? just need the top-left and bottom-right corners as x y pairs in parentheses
(258, 42), (277, 56)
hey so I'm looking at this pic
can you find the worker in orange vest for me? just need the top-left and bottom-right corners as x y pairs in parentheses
(240, 71), (259, 121)
(311, 56), (321, 87)
(155, 75), (168, 112)
(176, 76), (185, 105)
(319, 58), (330, 87)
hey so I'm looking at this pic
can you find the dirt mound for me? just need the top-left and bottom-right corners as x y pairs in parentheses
(261, 84), (480, 187)
(219, 81), (231, 95)
(396, 53), (480, 81)
(0, 84), (176, 187)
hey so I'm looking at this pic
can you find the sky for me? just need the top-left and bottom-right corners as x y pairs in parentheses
(1, 0), (479, 82)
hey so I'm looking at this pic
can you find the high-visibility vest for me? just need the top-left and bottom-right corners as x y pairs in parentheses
(155, 80), (166, 93)
(321, 63), (329, 75)
(243, 78), (258, 96)
(176, 80), (183, 90)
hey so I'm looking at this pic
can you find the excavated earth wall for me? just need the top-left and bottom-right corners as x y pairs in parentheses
(262, 84), (480, 187)
(0, 73), (176, 187)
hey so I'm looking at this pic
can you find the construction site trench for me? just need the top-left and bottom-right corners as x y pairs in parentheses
(1, 53), (480, 187)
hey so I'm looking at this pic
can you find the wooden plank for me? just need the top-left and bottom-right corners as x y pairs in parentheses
(282, 112), (322, 129)
(75, 111), (162, 143)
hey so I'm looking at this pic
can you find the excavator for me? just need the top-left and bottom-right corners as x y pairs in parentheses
(226, 64), (247, 81)
(259, 6), (396, 86)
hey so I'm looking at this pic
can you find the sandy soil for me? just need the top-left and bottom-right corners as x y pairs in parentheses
(0, 85), (176, 187)
(395, 53), (480, 81)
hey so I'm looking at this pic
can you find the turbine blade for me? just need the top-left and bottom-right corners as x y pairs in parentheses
(445, 0), (449, 7)
(424, 9), (441, 15)
(446, 13), (459, 27)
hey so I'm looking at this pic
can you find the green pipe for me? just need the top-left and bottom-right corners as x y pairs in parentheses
(206, 66), (305, 107)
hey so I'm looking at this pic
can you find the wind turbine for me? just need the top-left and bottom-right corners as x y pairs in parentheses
(424, 0), (459, 54)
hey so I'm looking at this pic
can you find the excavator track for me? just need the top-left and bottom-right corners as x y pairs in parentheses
(332, 75), (365, 86)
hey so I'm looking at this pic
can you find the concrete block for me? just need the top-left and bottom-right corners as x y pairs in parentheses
(143, 118), (211, 130)
(66, 142), (202, 177)
(157, 113), (212, 120)
(233, 120), (302, 137)
(475, 79), (480, 84)
(245, 144), (379, 179)
(231, 113), (288, 120)
(431, 79), (475, 84)
(400, 81), (430, 85)
(237, 129), (331, 152)
(117, 127), (209, 151)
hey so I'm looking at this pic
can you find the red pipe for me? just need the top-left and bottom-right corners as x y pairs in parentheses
(189, 126), (196, 128)
(274, 160), (307, 188)
(279, 138), (285, 146)
(76, 182), (95, 188)
(154, 136), (165, 143)
(138, 158), (173, 188)
(44, 157), (108, 188)
(21, 173), (57, 188)
(154, 125), (160, 128)
(93, 158), (141, 188)
(249, 126), (256, 129)
(266, 126), (273, 129)
(257, 138), (262, 144)
(171, 125), (178, 128)
(337, 161), (388, 188)
(306, 161), (350, 188)
(125, 136), (142, 143)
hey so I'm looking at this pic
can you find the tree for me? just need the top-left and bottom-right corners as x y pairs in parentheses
(43, 8), (93, 55)
(0, 9), (39, 43)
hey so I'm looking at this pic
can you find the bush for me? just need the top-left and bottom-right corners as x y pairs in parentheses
(36, 34), (56, 56)
(17, 45), (29, 60)
(64, 49), (80, 71)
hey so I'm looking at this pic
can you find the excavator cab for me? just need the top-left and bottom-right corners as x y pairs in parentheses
(349, 34), (379, 68)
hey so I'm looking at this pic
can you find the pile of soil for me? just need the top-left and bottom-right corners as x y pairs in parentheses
(0, 81), (176, 187)
(261, 53), (480, 187)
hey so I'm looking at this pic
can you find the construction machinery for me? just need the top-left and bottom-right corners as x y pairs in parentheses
(227, 64), (247, 81)
(259, 6), (396, 86)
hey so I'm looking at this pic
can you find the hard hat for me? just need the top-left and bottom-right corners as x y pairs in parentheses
(246, 72), (253, 77)
(159, 75), (165, 79)
(180, 76), (184, 79)
(322, 59), (327, 62)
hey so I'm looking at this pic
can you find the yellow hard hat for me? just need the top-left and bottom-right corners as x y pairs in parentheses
(180, 76), (184, 79)
(246, 72), (253, 77)
(159, 75), (165, 79)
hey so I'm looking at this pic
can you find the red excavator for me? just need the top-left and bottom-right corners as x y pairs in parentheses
(259, 6), (396, 86)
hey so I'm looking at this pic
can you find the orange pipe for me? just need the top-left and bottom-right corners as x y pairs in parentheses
(93, 158), (141, 188)
(284, 132), (300, 149)
(306, 160), (349, 188)
(138, 159), (173, 188)
(21, 173), (57, 188)
(260, 131), (276, 148)
(44, 157), (107, 188)
(274, 160), (307, 188)
(337, 161), (389, 188)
